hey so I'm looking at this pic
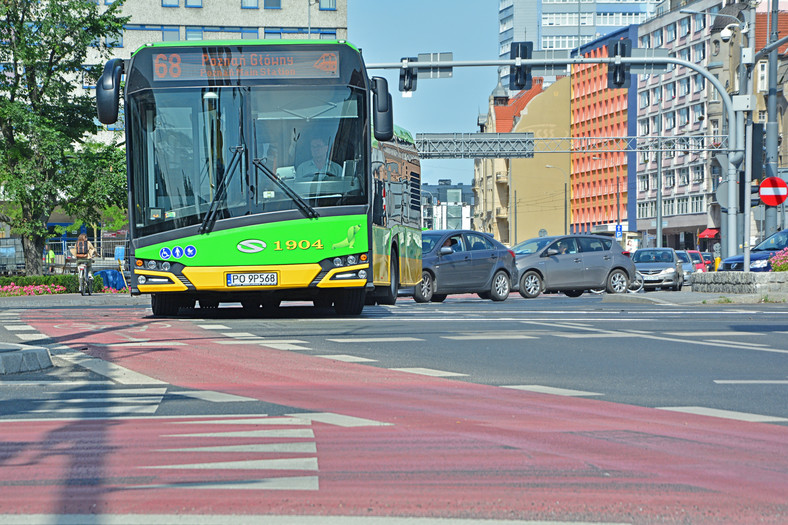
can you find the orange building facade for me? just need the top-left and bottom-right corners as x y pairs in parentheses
(570, 27), (638, 237)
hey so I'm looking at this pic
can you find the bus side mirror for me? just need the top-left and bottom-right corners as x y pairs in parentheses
(371, 76), (393, 142)
(97, 58), (124, 124)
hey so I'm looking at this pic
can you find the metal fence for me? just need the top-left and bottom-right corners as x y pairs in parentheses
(45, 237), (129, 274)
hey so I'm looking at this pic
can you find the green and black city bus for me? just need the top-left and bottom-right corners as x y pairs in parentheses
(97, 40), (421, 315)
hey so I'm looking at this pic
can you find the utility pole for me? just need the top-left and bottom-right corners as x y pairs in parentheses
(765, 0), (780, 237)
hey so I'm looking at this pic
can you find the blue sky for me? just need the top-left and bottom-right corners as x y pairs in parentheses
(347, 1), (499, 185)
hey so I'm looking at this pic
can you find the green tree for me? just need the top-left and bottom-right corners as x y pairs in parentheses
(0, 0), (129, 275)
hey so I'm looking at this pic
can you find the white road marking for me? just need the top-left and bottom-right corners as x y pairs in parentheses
(288, 412), (392, 427)
(55, 388), (168, 395)
(14, 333), (48, 341)
(196, 324), (231, 330)
(169, 391), (258, 402)
(258, 342), (311, 351)
(29, 405), (159, 414)
(56, 396), (163, 404)
(442, 334), (537, 340)
(315, 354), (377, 362)
(502, 385), (603, 397)
(173, 417), (308, 425)
(0, 381), (115, 387)
(714, 379), (788, 384)
(326, 337), (423, 343)
(143, 457), (318, 470)
(56, 351), (166, 385)
(389, 367), (468, 377)
(158, 442), (317, 453)
(4, 325), (35, 331)
(131, 476), (319, 491)
(166, 429), (315, 438)
(703, 339), (770, 348)
(215, 339), (268, 344)
(657, 406), (788, 423)
(220, 332), (260, 338)
(664, 331), (764, 337)
(90, 341), (186, 347)
(553, 333), (634, 338)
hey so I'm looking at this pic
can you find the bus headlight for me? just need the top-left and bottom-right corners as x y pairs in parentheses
(333, 257), (343, 267)
(146, 260), (157, 270)
(347, 255), (357, 265)
(137, 275), (147, 285)
(358, 270), (367, 279)
(161, 261), (171, 271)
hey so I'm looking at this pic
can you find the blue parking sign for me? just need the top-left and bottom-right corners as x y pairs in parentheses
(615, 224), (623, 241)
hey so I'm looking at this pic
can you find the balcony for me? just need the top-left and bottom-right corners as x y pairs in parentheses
(495, 207), (508, 219)
(495, 172), (508, 184)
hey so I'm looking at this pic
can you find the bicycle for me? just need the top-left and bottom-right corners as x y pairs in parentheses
(589, 271), (644, 295)
(77, 262), (94, 296)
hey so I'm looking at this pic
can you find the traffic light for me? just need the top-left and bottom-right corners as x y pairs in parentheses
(607, 38), (632, 89)
(509, 41), (532, 91)
(398, 57), (417, 92)
(739, 177), (761, 208)
(751, 122), (765, 181)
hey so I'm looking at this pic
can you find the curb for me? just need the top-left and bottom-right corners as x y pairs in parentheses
(0, 344), (53, 374)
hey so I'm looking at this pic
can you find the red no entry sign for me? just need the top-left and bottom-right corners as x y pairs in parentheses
(759, 177), (788, 206)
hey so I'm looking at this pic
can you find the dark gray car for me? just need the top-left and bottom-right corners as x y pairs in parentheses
(414, 229), (517, 303)
(632, 248), (684, 290)
(514, 234), (636, 298)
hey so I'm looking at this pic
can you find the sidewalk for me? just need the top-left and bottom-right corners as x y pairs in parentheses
(602, 287), (788, 305)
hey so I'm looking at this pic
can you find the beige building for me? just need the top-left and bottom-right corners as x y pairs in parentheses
(509, 77), (572, 244)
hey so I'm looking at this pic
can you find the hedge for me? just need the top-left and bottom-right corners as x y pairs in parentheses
(0, 274), (105, 294)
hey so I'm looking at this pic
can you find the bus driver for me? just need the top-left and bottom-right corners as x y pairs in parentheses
(296, 136), (342, 181)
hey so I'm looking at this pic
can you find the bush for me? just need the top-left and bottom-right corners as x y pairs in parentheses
(769, 248), (788, 272)
(0, 274), (104, 294)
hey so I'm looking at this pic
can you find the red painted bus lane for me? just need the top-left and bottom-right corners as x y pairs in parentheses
(3, 307), (786, 523)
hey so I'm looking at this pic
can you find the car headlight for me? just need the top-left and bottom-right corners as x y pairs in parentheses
(751, 259), (769, 269)
(661, 267), (676, 275)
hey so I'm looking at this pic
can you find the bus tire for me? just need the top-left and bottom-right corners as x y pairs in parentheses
(377, 253), (398, 305)
(334, 288), (365, 316)
(151, 293), (180, 316)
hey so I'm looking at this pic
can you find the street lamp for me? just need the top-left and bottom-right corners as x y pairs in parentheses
(592, 155), (620, 230)
(307, 0), (318, 39)
(545, 164), (569, 235)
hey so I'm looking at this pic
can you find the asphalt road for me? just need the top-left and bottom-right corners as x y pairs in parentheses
(1, 291), (787, 523)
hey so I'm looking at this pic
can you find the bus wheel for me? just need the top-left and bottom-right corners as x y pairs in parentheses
(334, 288), (365, 315)
(377, 254), (398, 306)
(151, 293), (180, 316)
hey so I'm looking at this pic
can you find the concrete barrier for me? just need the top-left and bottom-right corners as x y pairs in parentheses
(692, 271), (788, 294)
(0, 344), (53, 374)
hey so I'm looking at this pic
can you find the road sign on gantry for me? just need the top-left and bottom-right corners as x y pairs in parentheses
(759, 177), (788, 206)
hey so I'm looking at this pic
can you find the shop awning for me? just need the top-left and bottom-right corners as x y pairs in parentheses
(698, 228), (719, 239)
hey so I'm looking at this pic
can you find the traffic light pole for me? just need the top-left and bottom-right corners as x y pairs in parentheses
(369, 53), (742, 258)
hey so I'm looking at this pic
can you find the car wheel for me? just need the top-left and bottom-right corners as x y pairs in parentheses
(414, 271), (434, 303)
(490, 270), (510, 301)
(519, 271), (543, 299)
(606, 269), (629, 294)
(564, 289), (584, 297)
(430, 294), (447, 303)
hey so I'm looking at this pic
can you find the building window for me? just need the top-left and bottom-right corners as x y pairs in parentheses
(185, 0), (202, 6)
(692, 165), (704, 183)
(664, 82), (675, 100)
(694, 73), (704, 92)
(679, 47), (690, 62)
(691, 195), (704, 213)
(677, 197), (689, 214)
(264, 0), (281, 7)
(639, 91), (650, 109)
(242, 27), (259, 39)
(653, 29), (663, 47)
(162, 0), (178, 6)
(651, 86), (661, 104)
(639, 119), (649, 135)
(678, 107), (689, 126)
(319, 0), (336, 9)
(693, 103), (705, 122)
(679, 77), (690, 96)
(162, 26), (180, 40)
(678, 168), (690, 186)
(665, 170), (675, 188)
(106, 33), (123, 48)
(694, 13), (705, 32)
(242, 0), (259, 6)
(666, 23), (676, 41)
(693, 42), (705, 62)
(185, 27), (202, 40)
(640, 35), (650, 47)
(638, 174), (650, 191)
(679, 17), (690, 37)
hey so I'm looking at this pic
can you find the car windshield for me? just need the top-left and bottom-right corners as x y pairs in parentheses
(422, 233), (443, 254)
(513, 237), (552, 255)
(753, 230), (788, 251)
(632, 249), (673, 263)
(676, 252), (691, 263)
(689, 252), (702, 263)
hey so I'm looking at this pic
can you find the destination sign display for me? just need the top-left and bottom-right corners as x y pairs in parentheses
(151, 48), (339, 82)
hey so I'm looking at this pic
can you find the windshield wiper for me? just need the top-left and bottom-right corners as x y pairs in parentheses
(252, 158), (319, 219)
(198, 145), (244, 234)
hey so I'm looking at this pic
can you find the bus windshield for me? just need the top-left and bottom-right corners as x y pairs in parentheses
(128, 84), (366, 237)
